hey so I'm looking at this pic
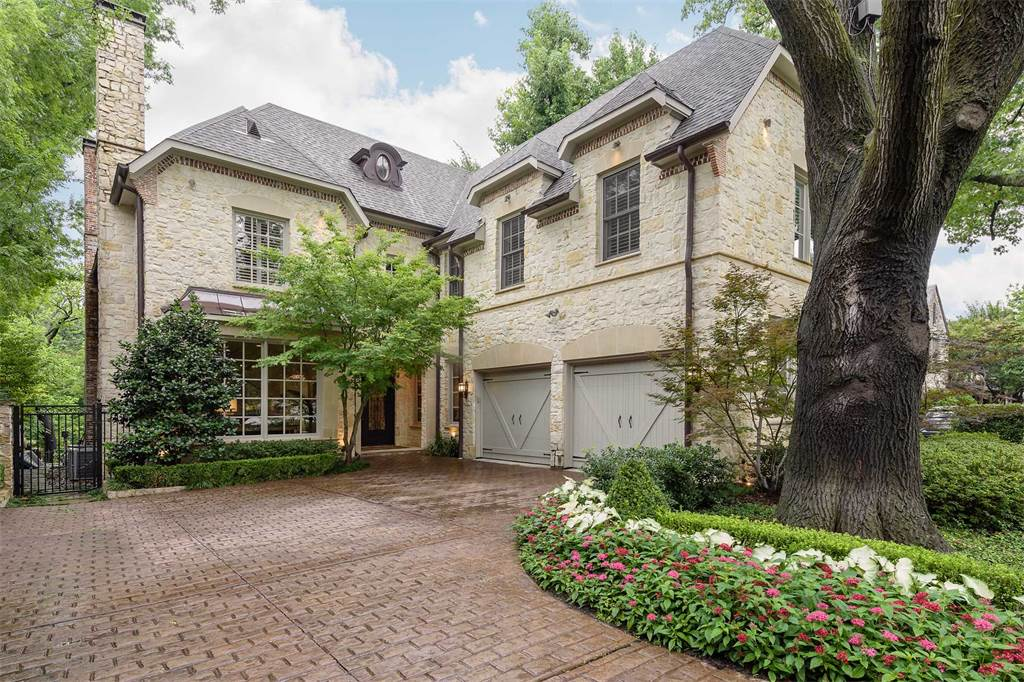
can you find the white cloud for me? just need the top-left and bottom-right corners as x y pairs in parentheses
(146, 0), (517, 166)
(665, 28), (693, 47)
(929, 233), (1024, 318)
(473, 10), (488, 27)
(636, 6), (648, 16)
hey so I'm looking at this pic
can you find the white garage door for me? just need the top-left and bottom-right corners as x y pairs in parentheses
(479, 369), (551, 466)
(570, 359), (684, 468)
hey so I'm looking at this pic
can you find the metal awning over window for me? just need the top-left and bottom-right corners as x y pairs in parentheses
(173, 287), (265, 317)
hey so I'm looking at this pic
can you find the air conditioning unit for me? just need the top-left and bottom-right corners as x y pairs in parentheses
(66, 445), (99, 480)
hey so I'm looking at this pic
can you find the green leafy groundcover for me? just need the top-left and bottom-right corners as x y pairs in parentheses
(108, 454), (367, 490)
(515, 483), (1024, 681)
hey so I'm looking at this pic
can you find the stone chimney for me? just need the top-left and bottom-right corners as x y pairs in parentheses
(84, 1), (147, 406)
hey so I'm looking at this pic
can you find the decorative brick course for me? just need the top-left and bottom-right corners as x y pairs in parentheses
(573, 107), (670, 159)
(537, 205), (580, 227)
(479, 172), (536, 205)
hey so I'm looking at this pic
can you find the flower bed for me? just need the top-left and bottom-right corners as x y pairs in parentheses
(514, 480), (1024, 681)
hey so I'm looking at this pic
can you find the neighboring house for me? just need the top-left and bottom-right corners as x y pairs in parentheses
(925, 285), (950, 390)
(85, 6), (809, 464)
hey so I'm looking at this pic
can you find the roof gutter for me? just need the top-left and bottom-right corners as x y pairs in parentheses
(678, 143), (696, 445)
(111, 163), (146, 325)
(645, 121), (729, 165)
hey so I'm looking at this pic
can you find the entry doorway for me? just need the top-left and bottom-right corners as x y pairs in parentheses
(361, 386), (396, 446)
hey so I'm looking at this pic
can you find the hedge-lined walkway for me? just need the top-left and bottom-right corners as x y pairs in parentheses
(0, 453), (748, 681)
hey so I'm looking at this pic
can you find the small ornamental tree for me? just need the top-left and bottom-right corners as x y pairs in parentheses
(242, 215), (476, 463)
(655, 266), (798, 492)
(108, 296), (235, 466)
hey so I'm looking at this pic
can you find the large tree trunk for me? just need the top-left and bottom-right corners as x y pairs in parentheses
(766, 0), (1024, 550)
(777, 215), (948, 549)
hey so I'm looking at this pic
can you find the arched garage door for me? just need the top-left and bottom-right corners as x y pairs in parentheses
(570, 359), (684, 468)
(479, 368), (551, 466)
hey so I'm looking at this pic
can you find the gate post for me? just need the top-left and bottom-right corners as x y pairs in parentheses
(0, 402), (14, 503)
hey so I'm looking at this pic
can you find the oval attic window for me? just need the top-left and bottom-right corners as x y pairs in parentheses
(375, 154), (392, 182)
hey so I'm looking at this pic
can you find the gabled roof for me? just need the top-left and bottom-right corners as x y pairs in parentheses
(132, 26), (781, 245)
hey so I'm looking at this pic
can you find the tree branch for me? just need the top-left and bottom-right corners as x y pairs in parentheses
(934, 0), (1024, 210)
(971, 173), (1024, 188)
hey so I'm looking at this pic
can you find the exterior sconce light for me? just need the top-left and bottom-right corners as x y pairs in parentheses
(457, 379), (469, 394)
(447, 424), (459, 437)
(612, 140), (621, 148)
(545, 308), (559, 318)
(763, 117), (772, 128)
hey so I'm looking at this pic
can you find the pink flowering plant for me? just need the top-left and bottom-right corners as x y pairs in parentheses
(514, 479), (1024, 681)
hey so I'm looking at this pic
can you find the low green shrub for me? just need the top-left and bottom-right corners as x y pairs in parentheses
(949, 403), (1024, 443)
(657, 509), (1024, 604)
(199, 439), (341, 462)
(426, 433), (459, 457)
(922, 387), (977, 410)
(607, 459), (667, 520)
(108, 454), (367, 490)
(920, 432), (1024, 531)
(582, 443), (734, 511)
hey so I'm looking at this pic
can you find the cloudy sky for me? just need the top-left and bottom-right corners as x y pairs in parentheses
(76, 0), (1022, 317)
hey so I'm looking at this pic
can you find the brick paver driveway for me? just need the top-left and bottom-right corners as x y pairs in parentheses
(0, 453), (749, 681)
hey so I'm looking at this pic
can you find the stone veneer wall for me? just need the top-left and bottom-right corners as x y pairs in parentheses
(0, 403), (12, 504)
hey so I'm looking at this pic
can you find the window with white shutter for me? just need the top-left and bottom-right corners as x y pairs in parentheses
(234, 212), (285, 284)
(602, 164), (641, 260)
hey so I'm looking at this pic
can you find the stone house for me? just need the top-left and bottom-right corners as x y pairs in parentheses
(85, 7), (810, 465)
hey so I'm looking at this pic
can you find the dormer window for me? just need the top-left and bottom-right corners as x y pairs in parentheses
(350, 142), (405, 188)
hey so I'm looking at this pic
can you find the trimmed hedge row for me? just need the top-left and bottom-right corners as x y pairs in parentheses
(950, 404), (1024, 443)
(109, 453), (367, 490)
(209, 439), (341, 462)
(657, 509), (1024, 604)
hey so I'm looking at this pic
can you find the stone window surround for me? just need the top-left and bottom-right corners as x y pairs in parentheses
(597, 157), (643, 263)
(498, 211), (526, 291)
(234, 209), (288, 285)
(221, 337), (323, 440)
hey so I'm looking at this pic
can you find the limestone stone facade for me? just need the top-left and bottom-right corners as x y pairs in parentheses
(86, 11), (805, 462)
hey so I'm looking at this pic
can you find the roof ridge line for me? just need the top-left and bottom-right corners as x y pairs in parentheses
(168, 105), (248, 141)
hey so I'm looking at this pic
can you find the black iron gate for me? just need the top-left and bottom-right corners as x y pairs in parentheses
(12, 404), (115, 495)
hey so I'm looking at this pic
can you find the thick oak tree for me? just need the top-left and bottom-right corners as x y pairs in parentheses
(766, 0), (1024, 549)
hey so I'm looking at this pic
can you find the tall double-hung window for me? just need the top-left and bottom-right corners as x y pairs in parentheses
(602, 164), (641, 260)
(235, 212), (285, 284)
(500, 213), (525, 289)
(793, 175), (813, 262)
(222, 340), (318, 437)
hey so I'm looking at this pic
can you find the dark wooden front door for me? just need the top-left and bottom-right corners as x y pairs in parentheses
(361, 387), (395, 446)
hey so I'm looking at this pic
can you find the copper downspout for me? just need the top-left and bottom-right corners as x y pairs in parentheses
(678, 144), (696, 445)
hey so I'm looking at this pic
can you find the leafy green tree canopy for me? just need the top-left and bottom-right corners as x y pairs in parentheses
(681, 0), (1024, 255)
(946, 287), (1024, 402)
(108, 296), (236, 466)
(489, 2), (658, 154)
(242, 215), (476, 462)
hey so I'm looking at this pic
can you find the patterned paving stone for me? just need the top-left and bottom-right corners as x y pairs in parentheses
(0, 453), (751, 681)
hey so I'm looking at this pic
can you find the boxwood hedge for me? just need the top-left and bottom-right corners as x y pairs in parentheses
(109, 453), (366, 490)
(657, 509), (1024, 605)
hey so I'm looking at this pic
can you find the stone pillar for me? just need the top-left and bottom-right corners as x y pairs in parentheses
(89, 3), (148, 403)
(0, 403), (13, 504)
(549, 354), (565, 467)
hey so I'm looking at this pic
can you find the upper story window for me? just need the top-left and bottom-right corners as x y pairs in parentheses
(235, 211), (285, 284)
(500, 213), (525, 289)
(793, 175), (813, 262)
(602, 164), (641, 260)
(448, 251), (463, 297)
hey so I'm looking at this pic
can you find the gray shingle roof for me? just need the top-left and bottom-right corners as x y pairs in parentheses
(157, 26), (777, 244)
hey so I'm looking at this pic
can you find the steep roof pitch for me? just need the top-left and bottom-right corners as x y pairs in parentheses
(150, 26), (778, 242)
(166, 103), (471, 229)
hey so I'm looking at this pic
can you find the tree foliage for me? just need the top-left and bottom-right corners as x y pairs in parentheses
(655, 266), (798, 492)
(448, 142), (480, 171)
(489, 2), (658, 154)
(682, 0), (1024, 256)
(108, 297), (236, 466)
(241, 216), (476, 462)
(945, 287), (1024, 402)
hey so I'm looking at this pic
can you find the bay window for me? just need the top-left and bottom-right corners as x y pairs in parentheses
(222, 339), (318, 437)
